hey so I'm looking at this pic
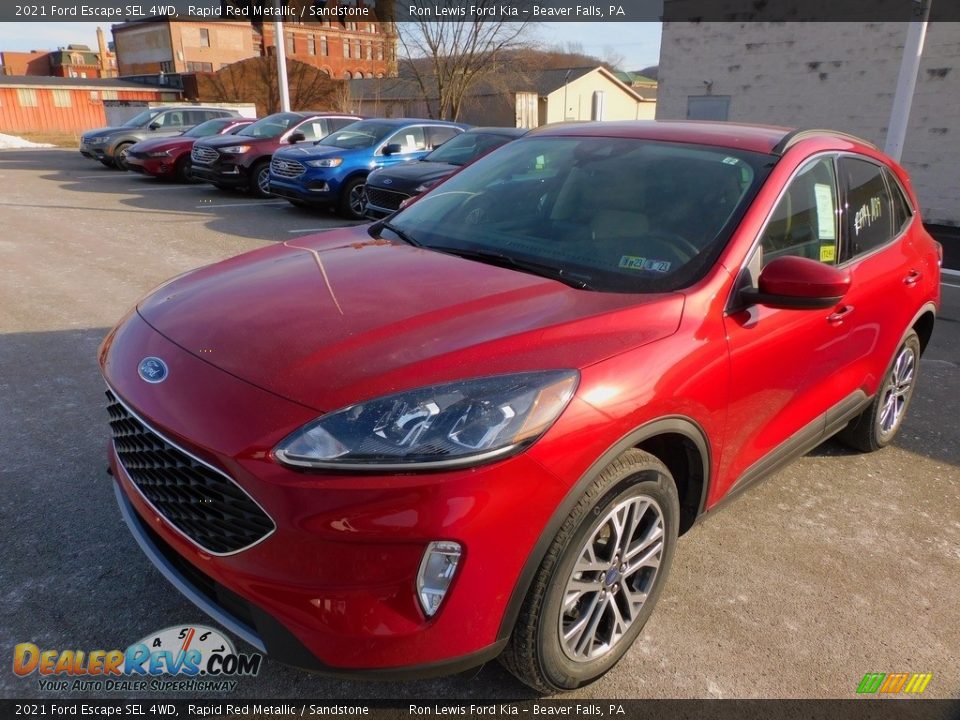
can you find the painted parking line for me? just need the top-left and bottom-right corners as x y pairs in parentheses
(941, 267), (960, 278)
(194, 200), (288, 209)
(942, 282), (960, 289)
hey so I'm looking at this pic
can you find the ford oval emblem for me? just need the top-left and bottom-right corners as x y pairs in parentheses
(138, 357), (168, 384)
(382, 178), (393, 185)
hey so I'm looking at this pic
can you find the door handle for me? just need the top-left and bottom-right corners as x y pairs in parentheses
(903, 270), (922, 286)
(827, 305), (855, 325)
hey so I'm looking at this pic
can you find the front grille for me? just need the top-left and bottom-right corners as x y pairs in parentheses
(365, 186), (411, 211)
(270, 157), (306, 179)
(106, 390), (275, 555)
(192, 145), (219, 164)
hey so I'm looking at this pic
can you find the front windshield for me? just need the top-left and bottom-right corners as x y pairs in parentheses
(425, 132), (514, 166)
(122, 110), (161, 128)
(387, 136), (775, 293)
(184, 119), (232, 138)
(237, 113), (302, 139)
(319, 121), (396, 150)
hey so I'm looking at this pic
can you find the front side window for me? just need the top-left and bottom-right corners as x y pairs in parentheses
(840, 157), (894, 260)
(238, 113), (303, 138)
(296, 119), (328, 141)
(385, 137), (773, 293)
(759, 156), (839, 266)
(319, 121), (396, 150)
(385, 126), (427, 153)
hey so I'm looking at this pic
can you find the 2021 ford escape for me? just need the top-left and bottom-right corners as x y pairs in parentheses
(100, 121), (941, 692)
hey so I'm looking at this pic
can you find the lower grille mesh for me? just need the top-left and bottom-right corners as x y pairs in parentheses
(106, 390), (274, 555)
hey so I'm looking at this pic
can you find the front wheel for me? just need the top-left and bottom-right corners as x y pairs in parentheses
(114, 142), (134, 171)
(249, 160), (272, 198)
(338, 177), (367, 219)
(174, 156), (194, 183)
(500, 449), (679, 692)
(838, 330), (921, 452)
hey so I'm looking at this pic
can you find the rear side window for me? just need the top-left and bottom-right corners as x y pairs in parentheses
(427, 126), (460, 149)
(883, 167), (913, 236)
(328, 117), (356, 132)
(840, 157), (894, 259)
(759, 156), (839, 266)
(297, 119), (328, 141)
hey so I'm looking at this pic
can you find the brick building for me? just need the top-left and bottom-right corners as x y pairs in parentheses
(656, 21), (960, 225)
(0, 29), (118, 79)
(112, 19), (395, 80)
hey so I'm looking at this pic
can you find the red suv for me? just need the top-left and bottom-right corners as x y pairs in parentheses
(100, 122), (940, 692)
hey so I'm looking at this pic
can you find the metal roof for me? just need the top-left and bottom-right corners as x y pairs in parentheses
(0, 75), (174, 91)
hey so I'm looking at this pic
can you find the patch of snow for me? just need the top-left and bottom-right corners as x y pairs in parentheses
(0, 133), (54, 149)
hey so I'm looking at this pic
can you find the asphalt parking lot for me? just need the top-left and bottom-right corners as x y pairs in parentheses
(1, 149), (958, 701)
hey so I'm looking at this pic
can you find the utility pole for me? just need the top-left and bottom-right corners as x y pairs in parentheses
(885, 0), (932, 161)
(274, 1), (291, 112)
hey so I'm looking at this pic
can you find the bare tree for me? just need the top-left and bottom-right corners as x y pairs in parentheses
(397, 2), (532, 120)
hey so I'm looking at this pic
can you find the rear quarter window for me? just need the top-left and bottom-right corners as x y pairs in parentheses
(840, 157), (894, 259)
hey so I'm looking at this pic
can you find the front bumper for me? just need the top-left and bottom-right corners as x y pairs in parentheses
(101, 311), (569, 673)
(126, 154), (173, 176)
(80, 141), (110, 160)
(268, 171), (345, 205)
(192, 156), (251, 188)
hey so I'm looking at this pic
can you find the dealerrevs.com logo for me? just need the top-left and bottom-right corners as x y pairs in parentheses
(13, 625), (262, 692)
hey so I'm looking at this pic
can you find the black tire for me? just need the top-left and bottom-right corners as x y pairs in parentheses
(500, 449), (680, 693)
(288, 199), (312, 209)
(114, 142), (134, 171)
(249, 160), (272, 198)
(98, 158), (116, 168)
(837, 330), (921, 452)
(338, 176), (367, 219)
(174, 156), (194, 183)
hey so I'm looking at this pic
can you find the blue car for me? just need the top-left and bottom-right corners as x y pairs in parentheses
(268, 118), (469, 219)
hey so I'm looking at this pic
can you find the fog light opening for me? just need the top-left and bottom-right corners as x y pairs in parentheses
(416, 540), (462, 617)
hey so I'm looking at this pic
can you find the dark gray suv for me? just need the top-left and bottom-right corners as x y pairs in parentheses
(80, 106), (241, 169)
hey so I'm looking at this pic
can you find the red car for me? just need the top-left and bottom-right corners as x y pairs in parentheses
(100, 121), (941, 692)
(125, 117), (254, 182)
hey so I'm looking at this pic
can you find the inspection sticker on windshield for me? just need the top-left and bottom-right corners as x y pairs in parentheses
(620, 256), (671, 273)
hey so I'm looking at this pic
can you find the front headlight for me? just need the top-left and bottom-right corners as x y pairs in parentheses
(220, 145), (251, 154)
(306, 157), (343, 168)
(274, 371), (578, 470)
(88, 136), (109, 145)
(146, 150), (171, 158)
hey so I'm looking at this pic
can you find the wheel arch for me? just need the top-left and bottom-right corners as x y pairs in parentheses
(911, 304), (936, 355)
(497, 416), (711, 642)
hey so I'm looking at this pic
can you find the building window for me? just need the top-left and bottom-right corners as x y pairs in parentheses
(16, 88), (38, 107)
(365, 40), (372, 60)
(376, 42), (383, 61)
(347, 22), (357, 31)
(102, 90), (118, 100)
(344, 70), (352, 79)
(687, 95), (730, 121)
(160, 61), (173, 73)
(343, 39), (350, 58)
(89, 91), (99, 100)
(52, 89), (72, 107)
(307, 35), (316, 55)
(200, 28), (210, 47)
(320, 35), (328, 56)
(286, 32), (294, 55)
(353, 39), (361, 59)
(187, 61), (214, 72)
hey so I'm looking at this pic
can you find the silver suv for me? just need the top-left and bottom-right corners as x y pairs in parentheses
(80, 106), (241, 169)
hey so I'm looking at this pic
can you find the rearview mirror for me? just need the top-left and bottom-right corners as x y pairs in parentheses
(741, 256), (850, 310)
(287, 131), (306, 144)
(382, 143), (402, 156)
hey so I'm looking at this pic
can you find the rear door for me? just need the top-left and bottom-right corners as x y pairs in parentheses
(720, 154), (864, 488)
(832, 155), (920, 399)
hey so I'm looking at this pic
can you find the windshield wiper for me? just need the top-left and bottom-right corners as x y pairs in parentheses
(369, 220), (423, 247)
(429, 246), (594, 290)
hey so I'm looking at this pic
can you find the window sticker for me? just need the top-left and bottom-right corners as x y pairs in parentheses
(619, 255), (647, 270)
(814, 183), (836, 241)
(819, 244), (837, 263)
(643, 259), (672, 273)
(405, 133), (417, 149)
(722, 156), (740, 165)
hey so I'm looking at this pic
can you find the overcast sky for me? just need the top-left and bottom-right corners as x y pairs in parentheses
(0, 21), (662, 70)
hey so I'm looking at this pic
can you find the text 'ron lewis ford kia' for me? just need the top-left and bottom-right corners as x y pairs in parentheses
(100, 121), (941, 692)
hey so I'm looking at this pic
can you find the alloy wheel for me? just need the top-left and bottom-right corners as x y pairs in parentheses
(878, 345), (916, 436)
(559, 495), (664, 662)
(348, 183), (366, 216)
(257, 167), (271, 195)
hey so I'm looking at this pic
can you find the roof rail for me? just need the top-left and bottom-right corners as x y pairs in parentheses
(772, 128), (879, 155)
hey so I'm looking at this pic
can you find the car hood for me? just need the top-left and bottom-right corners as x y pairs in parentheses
(198, 134), (280, 150)
(137, 226), (685, 412)
(367, 162), (458, 192)
(129, 136), (192, 153)
(274, 144), (365, 162)
(82, 127), (124, 141)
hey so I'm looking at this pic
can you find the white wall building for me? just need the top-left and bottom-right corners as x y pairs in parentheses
(656, 21), (960, 225)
